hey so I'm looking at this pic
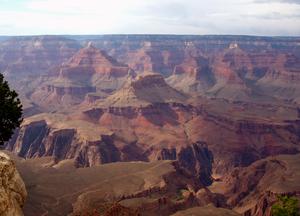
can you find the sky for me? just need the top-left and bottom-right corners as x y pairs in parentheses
(0, 0), (299, 36)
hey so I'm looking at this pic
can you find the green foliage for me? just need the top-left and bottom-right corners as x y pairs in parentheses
(0, 73), (23, 145)
(272, 195), (300, 216)
(175, 189), (186, 201)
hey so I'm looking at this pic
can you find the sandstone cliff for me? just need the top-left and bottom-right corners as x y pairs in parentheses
(30, 44), (134, 111)
(6, 99), (300, 186)
(209, 154), (300, 216)
(101, 73), (187, 107)
(0, 152), (27, 216)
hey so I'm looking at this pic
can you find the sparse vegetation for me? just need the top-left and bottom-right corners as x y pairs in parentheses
(271, 195), (300, 216)
(175, 189), (186, 201)
(0, 73), (22, 145)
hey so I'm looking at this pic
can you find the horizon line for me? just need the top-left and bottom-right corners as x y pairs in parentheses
(0, 33), (300, 38)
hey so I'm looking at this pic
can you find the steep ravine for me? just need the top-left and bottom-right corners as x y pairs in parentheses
(6, 119), (214, 186)
(5, 102), (300, 187)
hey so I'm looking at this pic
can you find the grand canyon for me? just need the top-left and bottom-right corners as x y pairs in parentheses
(0, 34), (300, 216)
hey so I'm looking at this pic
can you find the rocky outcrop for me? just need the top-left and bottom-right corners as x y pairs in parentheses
(102, 73), (187, 106)
(6, 119), (121, 167)
(31, 84), (97, 110)
(0, 152), (27, 216)
(30, 44), (135, 111)
(0, 36), (80, 78)
(102, 37), (300, 103)
(7, 99), (300, 186)
(177, 142), (213, 186)
(60, 43), (131, 80)
(2, 35), (300, 107)
(6, 115), (213, 186)
(124, 41), (185, 76)
(11, 156), (205, 216)
(167, 55), (215, 94)
(0, 36), (82, 113)
(171, 204), (241, 216)
(75, 135), (122, 167)
(219, 154), (300, 216)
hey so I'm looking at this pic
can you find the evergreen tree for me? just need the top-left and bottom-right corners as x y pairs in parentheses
(0, 73), (23, 146)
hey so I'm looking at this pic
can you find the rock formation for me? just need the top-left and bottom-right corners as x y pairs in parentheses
(0, 36), (81, 115)
(167, 55), (215, 94)
(8, 154), (203, 216)
(171, 204), (241, 216)
(0, 36), (80, 78)
(102, 73), (187, 106)
(209, 154), (300, 216)
(0, 152), (27, 216)
(1, 35), (300, 215)
(76, 36), (300, 104)
(124, 41), (184, 76)
(6, 97), (300, 184)
(30, 44), (135, 111)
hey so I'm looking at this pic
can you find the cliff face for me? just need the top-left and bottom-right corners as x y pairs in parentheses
(102, 73), (187, 107)
(9, 156), (205, 216)
(124, 42), (184, 76)
(86, 36), (300, 103)
(213, 154), (300, 216)
(0, 152), (27, 216)
(1, 35), (299, 104)
(30, 44), (134, 111)
(6, 101), (300, 185)
(166, 55), (215, 94)
(0, 36), (80, 78)
(6, 115), (214, 186)
(0, 36), (82, 115)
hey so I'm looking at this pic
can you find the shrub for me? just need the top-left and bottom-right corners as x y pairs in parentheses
(272, 195), (300, 216)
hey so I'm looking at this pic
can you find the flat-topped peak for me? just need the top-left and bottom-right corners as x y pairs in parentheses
(101, 72), (187, 107)
(131, 73), (166, 89)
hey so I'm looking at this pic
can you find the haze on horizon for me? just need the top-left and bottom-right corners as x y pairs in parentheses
(0, 0), (300, 36)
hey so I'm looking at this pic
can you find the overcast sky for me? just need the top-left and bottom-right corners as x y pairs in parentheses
(0, 0), (299, 36)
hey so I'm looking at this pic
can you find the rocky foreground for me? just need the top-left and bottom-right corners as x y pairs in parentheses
(3, 151), (300, 216)
(0, 152), (27, 216)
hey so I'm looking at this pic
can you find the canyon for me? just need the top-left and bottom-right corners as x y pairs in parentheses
(0, 35), (299, 215)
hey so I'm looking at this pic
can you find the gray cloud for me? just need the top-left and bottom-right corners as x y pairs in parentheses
(245, 11), (300, 19)
(254, 0), (300, 4)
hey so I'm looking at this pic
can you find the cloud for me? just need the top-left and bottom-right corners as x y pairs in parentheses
(0, 0), (299, 36)
(254, 0), (300, 4)
(245, 11), (300, 20)
(134, 2), (189, 19)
